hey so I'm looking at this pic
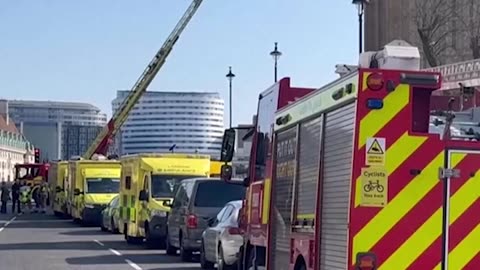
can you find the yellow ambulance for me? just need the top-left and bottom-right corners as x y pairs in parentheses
(118, 153), (211, 248)
(68, 156), (121, 225)
(48, 161), (69, 217)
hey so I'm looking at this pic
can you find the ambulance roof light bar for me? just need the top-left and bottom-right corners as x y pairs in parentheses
(359, 40), (421, 71)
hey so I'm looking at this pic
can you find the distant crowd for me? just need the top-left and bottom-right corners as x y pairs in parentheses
(0, 180), (49, 215)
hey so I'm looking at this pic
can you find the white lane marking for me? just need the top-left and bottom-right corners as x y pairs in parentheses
(0, 216), (17, 232)
(109, 248), (122, 256)
(93, 239), (105, 246)
(125, 259), (142, 270)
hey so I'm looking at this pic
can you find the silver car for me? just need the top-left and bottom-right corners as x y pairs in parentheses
(200, 200), (243, 270)
(100, 194), (120, 233)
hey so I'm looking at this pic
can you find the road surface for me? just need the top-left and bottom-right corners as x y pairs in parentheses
(0, 211), (201, 270)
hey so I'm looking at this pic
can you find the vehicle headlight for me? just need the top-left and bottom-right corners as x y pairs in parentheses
(151, 209), (167, 217)
(84, 204), (94, 209)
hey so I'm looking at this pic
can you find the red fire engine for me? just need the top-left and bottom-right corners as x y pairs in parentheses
(220, 40), (480, 269)
(15, 148), (49, 186)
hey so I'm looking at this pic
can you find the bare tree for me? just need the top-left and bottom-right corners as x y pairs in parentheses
(456, 0), (480, 59)
(414, 0), (458, 67)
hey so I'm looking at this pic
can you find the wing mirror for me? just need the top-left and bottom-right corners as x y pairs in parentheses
(139, 190), (149, 201)
(220, 128), (236, 162)
(163, 200), (173, 207)
(74, 188), (83, 196)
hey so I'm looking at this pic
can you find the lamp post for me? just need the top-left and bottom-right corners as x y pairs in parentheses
(226, 66), (235, 128)
(270, 42), (282, 83)
(352, 0), (369, 54)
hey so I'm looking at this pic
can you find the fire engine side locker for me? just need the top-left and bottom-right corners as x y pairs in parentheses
(444, 149), (480, 270)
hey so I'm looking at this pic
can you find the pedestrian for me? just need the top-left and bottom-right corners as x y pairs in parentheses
(19, 182), (31, 214)
(31, 184), (40, 213)
(0, 181), (9, 214)
(39, 183), (49, 214)
(11, 180), (20, 214)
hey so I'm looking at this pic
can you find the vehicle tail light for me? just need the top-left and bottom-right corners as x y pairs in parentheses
(355, 253), (377, 270)
(186, 214), (197, 229)
(227, 227), (242, 235)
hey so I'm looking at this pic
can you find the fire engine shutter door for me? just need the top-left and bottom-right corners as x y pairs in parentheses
(319, 102), (355, 269)
(271, 126), (297, 270)
(296, 116), (322, 226)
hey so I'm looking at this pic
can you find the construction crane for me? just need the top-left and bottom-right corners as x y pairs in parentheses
(83, 0), (204, 159)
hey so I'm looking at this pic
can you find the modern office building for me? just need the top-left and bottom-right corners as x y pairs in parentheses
(0, 102), (35, 182)
(364, 0), (480, 67)
(112, 91), (225, 158)
(61, 125), (103, 160)
(6, 100), (107, 160)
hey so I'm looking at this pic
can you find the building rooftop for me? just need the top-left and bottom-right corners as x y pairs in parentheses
(116, 90), (221, 97)
(0, 115), (19, 134)
(8, 100), (101, 111)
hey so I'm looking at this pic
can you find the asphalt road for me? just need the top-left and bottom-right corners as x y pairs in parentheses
(0, 210), (201, 270)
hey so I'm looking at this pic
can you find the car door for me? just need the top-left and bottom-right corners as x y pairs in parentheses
(204, 204), (230, 261)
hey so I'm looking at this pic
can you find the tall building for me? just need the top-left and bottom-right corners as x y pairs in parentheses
(0, 101), (34, 182)
(364, 0), (480, 67)
(6, 100), (107, 160)
(112, 91), (225, 158)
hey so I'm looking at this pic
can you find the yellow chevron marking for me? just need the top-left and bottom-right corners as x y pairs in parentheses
(433, 224), (480, 270)
(355, 132), (427, 207)
(358, 84), (410, 150)
(352, 152), (465, 264)
(362, 72), (372, 91)
(379, 158), (479, 269)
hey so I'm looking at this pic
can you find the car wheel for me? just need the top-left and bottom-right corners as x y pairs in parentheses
(165, 231), (177, 255)
(200, 242), (214, 269)
(179, 234), (192, 262)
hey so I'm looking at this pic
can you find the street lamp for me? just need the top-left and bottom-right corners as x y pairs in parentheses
(352, 0), (369, 54)
(226, 66), (235, 128)
(270, 42), (282, 83)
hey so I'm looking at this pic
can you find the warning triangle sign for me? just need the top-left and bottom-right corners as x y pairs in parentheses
(367, 139), (384, 154)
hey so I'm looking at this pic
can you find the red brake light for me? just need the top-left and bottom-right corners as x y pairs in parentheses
(227, 227), (242, 235)
(366, 73), (384, 91)
(358, 255), (376, 270)
(187, 214), (197, 229)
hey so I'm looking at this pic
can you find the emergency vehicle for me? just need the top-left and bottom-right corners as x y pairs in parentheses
(118, 153), (211, 247)
(48, 161), (69, 217)
(68, 156), (121, 225)
(14, 163), (49, 187)
(220, 40), (479, 269)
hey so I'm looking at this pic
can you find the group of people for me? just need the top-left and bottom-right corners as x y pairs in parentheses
(0, 180), (50, 214)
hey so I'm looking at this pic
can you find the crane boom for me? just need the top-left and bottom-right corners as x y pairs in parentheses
(83, 0), (204, 159)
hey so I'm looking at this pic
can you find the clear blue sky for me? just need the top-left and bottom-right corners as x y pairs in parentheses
(0, 0), (359, 126)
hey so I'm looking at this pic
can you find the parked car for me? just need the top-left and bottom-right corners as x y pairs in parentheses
(165, 178), (246, 262)
(100, 194), (120, 233)
(200, 200), (243, 270)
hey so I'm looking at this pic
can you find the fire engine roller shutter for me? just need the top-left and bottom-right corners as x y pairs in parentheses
(271, 126), (297, 270)
(319, 102), (355, 269)
(296, 116), (322, 224)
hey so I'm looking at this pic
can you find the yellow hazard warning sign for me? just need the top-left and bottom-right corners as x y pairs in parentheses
(360, 167), (388, 207)
(366, 137), (385, 166)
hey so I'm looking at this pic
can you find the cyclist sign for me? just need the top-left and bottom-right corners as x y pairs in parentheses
(359, 167), (387, 207)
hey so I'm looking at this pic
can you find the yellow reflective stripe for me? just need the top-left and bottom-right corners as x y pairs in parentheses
(358, 84), (410, 149)
(352, 152), (464, 263)
(434, 224), (480, 270)
(296, 214), (314, 219)
(354, 132), (427, 207)
(262, 178), (271, 224)
(380, 158), (478, 269)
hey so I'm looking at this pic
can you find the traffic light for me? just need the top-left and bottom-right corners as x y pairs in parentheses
(34, 148), (40, 163)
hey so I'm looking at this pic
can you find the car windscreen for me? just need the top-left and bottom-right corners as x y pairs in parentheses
(151, 175), (197, 198)
(194, 181), (246, 207)
(86, 178), (120, 194)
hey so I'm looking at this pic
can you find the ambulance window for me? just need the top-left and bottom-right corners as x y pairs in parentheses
(125, 176), (132, 190)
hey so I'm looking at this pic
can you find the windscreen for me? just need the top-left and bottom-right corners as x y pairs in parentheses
(194, 181), (246, 207)
(86, 178), (120, 194)
(151, 175), (197, 198)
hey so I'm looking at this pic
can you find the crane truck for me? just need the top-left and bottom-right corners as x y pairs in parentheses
(219, 40), (480, 270)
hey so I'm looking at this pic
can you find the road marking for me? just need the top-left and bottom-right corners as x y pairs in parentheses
(0, 216), (17, 232)
(109, 248), (122, 256)
(93, 239), (105, 246)
(125, 259), (142, 270)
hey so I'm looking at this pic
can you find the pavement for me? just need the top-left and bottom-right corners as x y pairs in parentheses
(0, 210), (201, 270)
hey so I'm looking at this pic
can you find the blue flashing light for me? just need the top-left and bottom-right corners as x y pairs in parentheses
(366, 99), (383, 110)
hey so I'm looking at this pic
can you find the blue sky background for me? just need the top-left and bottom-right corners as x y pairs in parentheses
(0, 0), (359, 126)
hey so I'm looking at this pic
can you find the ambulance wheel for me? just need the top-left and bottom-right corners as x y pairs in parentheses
(124, 225), (142, 244)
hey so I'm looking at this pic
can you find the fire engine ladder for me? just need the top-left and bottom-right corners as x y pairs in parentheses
(82, 0), (204, 159)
